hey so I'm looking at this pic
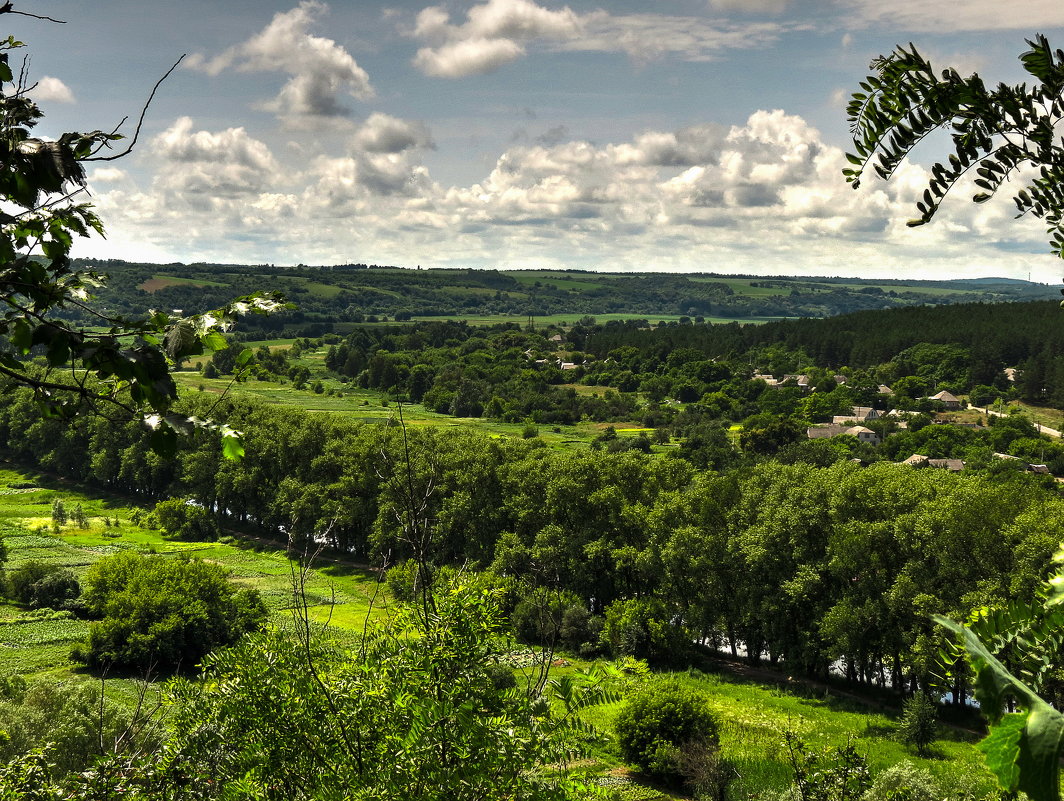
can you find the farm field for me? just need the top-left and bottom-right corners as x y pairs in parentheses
(0, 466), (387, 681)
(137, 275), (231, 292)
(171, 367), (664, 451)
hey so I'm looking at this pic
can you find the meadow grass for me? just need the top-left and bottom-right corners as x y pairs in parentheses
(564, 665), (996, 801)
(138, 275), (230, 292)
(0, 465), (388, 682)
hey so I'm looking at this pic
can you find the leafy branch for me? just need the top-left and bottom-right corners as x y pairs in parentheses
(846, 35), (1064, 257)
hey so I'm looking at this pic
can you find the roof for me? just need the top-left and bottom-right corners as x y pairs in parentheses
(806, 424), (850, 439)
(902, 453), (929, 465)
(847, 425), (872, 433)
(928, 458), (965, 471)
(930, 390), (961, 403)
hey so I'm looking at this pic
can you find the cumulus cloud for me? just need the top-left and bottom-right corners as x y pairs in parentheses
(411, 0), (580, 77)
(30, 76), (74, 103)
(414, 37), (527, 78)
(151, 117), (280, 198)
(187, 1), (373, 120)
(353, 113), (434, 153)
(85, 108), (1051, 279)
(838, 0), (1064, 31)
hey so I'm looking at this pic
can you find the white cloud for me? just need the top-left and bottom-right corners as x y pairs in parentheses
(88, 167), (128, 183)
(838, 0), (1064, 32)
(187, 1), (373, 120)
(410, 0), (580, 77)
(30, 76), (74, 103)
(82, 108), (1052, 279)
(151, 117), (280, 198)
(708, 0), (789, 13)
(407, 0), (794, 76)
(353, 113), (434, 153)
(414, 37), (526, 78)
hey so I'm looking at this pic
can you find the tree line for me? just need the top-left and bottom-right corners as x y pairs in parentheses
(0, 383), (1059, 699)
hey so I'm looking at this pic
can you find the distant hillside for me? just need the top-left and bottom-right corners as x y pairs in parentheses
(72, 259), (1054, 337)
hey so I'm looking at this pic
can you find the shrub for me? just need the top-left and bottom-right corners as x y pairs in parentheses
(6, 560), (53, 603)
(28, 569), (80, 611)
(150, 498), (220, 541)
(603, 597), (690, 665)
(861, 761), (942, 801)
(74, 551), (267, 673)
(897, 693), (938, 755)
(5, 561), (79, 610)
(615, 677), (718, 786)
(783, 733), (870, 801)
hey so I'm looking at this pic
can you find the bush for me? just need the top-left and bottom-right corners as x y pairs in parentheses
(861, 761), (942, 801)
(385, 558), (421, 603)
(29, 570), (80, 611)
(74, 551), (267, 673)
(783, 733), (870, 801)
(5, 561), (79, 610)
(150, 498), (220, 541)
(615, 677), (718, 786)
(897, 692), (938, 755)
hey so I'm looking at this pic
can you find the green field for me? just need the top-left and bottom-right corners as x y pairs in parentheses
(171, 369), (667, 450)
(138, 274), (230, 292)
(0, 466), (387, 679)
(409, 312), (783, 326)
(569, 666), (995, 800)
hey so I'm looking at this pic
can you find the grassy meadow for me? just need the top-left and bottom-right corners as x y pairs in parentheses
(0, 466), (387, 680)
(172, 361), (665, 452)
(548, 662), (996, 800)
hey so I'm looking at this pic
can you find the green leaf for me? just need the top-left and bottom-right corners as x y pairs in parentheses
(936, 615), (1064, 801)
(202, 332), (228, 352)
(978, 713), (1024, 791)
(221, 430), (245, 461)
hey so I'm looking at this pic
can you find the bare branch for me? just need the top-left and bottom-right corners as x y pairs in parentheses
(87, 54), (186, 162)
(0, 4), (67, 24)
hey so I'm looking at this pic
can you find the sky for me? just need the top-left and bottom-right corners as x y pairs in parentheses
(10, 1), (1064, 282)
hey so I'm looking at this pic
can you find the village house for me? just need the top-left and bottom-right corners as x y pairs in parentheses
(898, 453), (964, 471)
(806, 424), (880, 444)
(832, 406), (880, 424)
(928, 390), (962, 409)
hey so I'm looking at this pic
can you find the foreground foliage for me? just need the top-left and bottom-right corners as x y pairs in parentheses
(847, 35), (1064, 258)
(73, 551), (268, 672)
(1, 578), (616, 800)
(937, 543), (1064, 801)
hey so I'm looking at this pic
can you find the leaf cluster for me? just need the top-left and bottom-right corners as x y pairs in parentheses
(847, 35), (1064, 256)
